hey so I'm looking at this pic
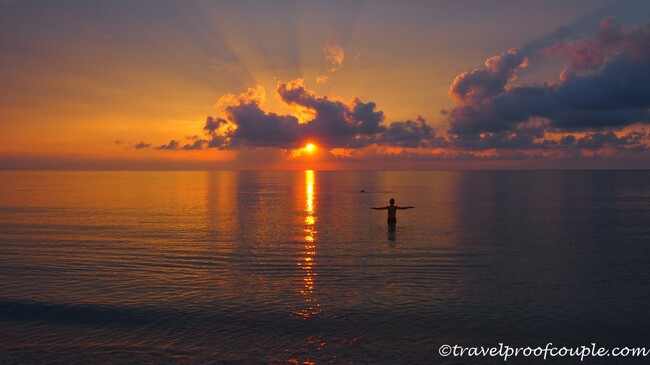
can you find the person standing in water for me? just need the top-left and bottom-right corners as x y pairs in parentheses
(371, 198), (414, 225)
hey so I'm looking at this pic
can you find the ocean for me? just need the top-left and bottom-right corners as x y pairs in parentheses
(1, 170), (649, 364)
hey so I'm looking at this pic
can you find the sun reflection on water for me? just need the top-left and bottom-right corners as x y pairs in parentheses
(295, 170), (321, 319)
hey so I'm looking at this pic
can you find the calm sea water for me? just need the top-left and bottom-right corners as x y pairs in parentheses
(1, 170), (649, 364)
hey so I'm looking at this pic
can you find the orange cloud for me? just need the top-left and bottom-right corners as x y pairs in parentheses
(324, 40), (345, 72)
(316, 39), (346, 83)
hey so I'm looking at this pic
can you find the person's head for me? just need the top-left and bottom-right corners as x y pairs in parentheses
(389, 198), (395, 205)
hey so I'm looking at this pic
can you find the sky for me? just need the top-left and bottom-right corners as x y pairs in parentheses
(1, 0), (650, 169)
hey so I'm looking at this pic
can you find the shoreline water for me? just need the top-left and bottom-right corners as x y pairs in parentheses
(1, 170), (649, 363)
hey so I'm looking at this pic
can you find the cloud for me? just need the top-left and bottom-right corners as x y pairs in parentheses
(324, 40), (344, 72)
(545, 18), (650, 71)
(181, 136), (207, 150)
(451, 119), (552, 150)
(203, 116), (228, 134)
(317, 39), (345, 83)
(154, 136), (209, 150)
(449, 48), (528, 105)
(276, 79), (384, 147)
(375, 116), (448, 148)
(446, 19), (650, 151)
(134, 141), (151, 149)
(202, 79), (441, 150)
(156, 139), (180, 150)
(213, 84), (302, 148)
(566, 129), (648, 151)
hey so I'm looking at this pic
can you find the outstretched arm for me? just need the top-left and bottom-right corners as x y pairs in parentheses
(397, 206), (415, 209)
(370, 206), (388, 210)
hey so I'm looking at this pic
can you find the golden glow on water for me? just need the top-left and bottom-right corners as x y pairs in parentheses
(296, 170), (321, 319)
(305, 171), (314, 215)
(207, 171), (238, 240)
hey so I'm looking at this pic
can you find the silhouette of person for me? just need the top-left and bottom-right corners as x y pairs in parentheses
(371, 198), (414, 225)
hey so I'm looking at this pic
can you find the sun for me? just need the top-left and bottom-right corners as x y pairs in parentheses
(291, 142), (318, 158)
(305, 143), (316, 153)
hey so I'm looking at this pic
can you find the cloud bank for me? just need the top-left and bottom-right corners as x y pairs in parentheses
(446, 19), (650, 153)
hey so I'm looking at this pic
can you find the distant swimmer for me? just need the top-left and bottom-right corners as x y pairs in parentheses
(370, 198), (414, 225)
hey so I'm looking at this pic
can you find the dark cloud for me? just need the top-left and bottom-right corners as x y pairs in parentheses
(451, 120), (554, 150)
(155, 137), (208, 151)
(449, 48), (528, 105)
(560, 135), (576, 146)
(203, 79), (441, 150)
(275, 80), (384, 147)
(448, 75), (650, 136)
(156, 139), (180, 150)
(375, 116), (447, 148)
(134, 141), (151, 149)
(566, 129), (648, 151)
(350, 99), (384, 135)
(207, 135), (229, 149)
(182, 136), (207, 150)
(223, 101), (302, 148)
(203, 117), (228, 134)
(454, 124), (647, 152)
(447, 19), (650, 151)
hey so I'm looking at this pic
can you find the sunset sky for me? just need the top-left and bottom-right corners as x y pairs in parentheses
(1, 0), (650, 169)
